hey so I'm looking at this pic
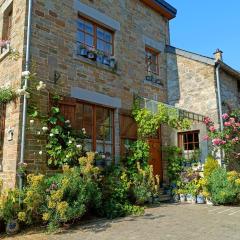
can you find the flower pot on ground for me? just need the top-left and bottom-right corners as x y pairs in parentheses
(197, 195), (205, 204)
(173, 194), (179, 203)
(206, 198), (213, 205)
(191, 196), (196, 204)
(180, 194), (186, 203)
(6, 219), (19, 235)
(186, 194), (193, 203)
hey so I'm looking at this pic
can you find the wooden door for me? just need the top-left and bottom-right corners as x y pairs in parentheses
(148, 139), (162, 181)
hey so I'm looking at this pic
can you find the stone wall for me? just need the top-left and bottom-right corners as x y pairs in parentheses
(25, 0), (171, 168)
(167, 51), (219, 123)
(220, 69), (240, 113)
(0, 0), (27, 188)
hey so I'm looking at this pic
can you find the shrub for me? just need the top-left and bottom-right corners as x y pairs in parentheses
(0, 189), (21, 223)
(100, 167), (143, 219)
(204, 156), (219, 179)
(206, 168), (240, 205)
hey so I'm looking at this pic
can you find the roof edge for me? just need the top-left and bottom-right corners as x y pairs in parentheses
(166, 45), (215, 66)
(140, 0), (177, 20)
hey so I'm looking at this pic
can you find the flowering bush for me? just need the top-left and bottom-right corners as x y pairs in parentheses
(206, 167), (240, 205)
(46, 106), (86, 168)
(204, 110), (240, 168)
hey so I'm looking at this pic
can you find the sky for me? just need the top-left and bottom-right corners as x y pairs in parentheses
(166, 0), (240, 70)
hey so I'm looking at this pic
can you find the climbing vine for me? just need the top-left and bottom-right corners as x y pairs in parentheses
(132, 99), (191, 138)
(0, 87), (17, 104)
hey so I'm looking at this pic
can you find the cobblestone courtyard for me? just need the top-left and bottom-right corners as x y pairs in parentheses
(3, 203), (240, 240)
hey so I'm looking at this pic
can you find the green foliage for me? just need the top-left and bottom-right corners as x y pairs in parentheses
(206, 168), (240, 205)
(126, 140), (150, 173)
(0, 87), (16, 104)
(164, 146), (185, 185)
(0, 189), (21, 223)
(204, 156), (219, 179)
(132, 101), (191, 138)
(100, 167), (144, 219)
(46, 106), (86, 168)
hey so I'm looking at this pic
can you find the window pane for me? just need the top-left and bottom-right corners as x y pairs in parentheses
(187, 134), (193, 143)
(77, 19), (85, 30)
(105, 43), (112, 55)
(183, 134), (187, 144)
(96, 107), (112, 126)
(105, 32), (112, 42)
(85, 34), (94, 46)
(85, 22), (93, 34)
(76, 31), (84, 43)
(188, 143), (194, 150)
(194, 132), (199, 142)
(97, 39), (105, 52)
(97, 28), (104, 40)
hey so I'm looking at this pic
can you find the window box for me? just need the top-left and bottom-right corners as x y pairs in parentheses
(103, 55), (110, 66)
(78, 45), (88, 56)
(0, 41), (10, 60)
(87, 51), (96, 60)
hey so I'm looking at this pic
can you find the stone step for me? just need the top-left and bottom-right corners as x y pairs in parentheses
(159, 194), (171, 202)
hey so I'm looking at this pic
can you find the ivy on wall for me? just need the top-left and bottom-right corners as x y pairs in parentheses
(0, 87), (16, 104)
(132, 99), (192, 138)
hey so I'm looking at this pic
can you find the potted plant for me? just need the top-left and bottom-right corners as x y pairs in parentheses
(196, 193), (205, 204)
(178, 189), (186, 203)
(103, 55), (110, 66)
(109, 56), (116, 69)
(16, 162), (28, 178)
(78, 44), (88, 57)
(87, 47), (96, 60)
(0, 189), (20, 235)
(203, 191), (213, 205)
(96, 50), (104, 64)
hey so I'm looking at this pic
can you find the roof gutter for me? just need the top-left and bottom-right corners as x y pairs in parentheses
(215, 62), (224, 166)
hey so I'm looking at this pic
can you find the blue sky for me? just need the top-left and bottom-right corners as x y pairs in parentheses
(167, 0), (240, 70)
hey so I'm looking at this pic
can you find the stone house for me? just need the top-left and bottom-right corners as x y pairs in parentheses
(0, 0), (239, 188)
(0, 0), (177, 188)
(166, 46), (240, 165)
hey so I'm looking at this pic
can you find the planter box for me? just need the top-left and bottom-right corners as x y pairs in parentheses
(96, 54), (104, 64)
(78, 48), (88, 57)
(103, 56), (110, 66)
(87, 52), (96, 60)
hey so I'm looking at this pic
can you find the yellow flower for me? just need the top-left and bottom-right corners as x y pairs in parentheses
(56, 201), (68, 218)
(61, 178), (70, 189)
(42, 212), (50, 221)
(48, 200), (56, 209)
(50, 190), (63, 202)
(235, 179), (240, 186)
(86, 152), (95, 163)
(62, 165), (70, 172)
(18, 212), (26, 222)
(27, 174), (44, 187)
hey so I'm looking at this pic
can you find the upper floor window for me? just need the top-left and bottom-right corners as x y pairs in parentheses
(145, 47), (159, 76)
(77, 16), (114, 56)
(2, 3), (13, 40)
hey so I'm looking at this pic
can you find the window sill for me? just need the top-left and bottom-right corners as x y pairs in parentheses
(74, 54), (121, 75)
(144, 79), (164, 89)
(0, 44), (10, 62)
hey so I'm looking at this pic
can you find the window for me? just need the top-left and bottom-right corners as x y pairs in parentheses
(77, 16), (114, 56)
(2, 3), (13, 40)
(75, 102), (114, 161)
(178, 131), (200, 151)
(145, 47), (159, 75)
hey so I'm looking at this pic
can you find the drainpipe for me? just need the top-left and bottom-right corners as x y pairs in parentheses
(215, 62), (224, 166)
(19, 0), (33, 191)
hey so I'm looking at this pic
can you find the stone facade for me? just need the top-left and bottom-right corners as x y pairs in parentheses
(0, 0), (174, 187)
(0, 0), (27, 188)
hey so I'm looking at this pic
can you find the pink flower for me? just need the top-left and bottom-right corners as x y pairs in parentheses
(204, 117), (213, 125)
(236, 122), (240, 127)
(229, 118), (235, 123)
(224, 121), (231, 127)
(209, 126), (215, 132)
(225, 135), (230, 139)
(232, 137), (239, 143)
(203, 135), (210, 141)
(212, 138), (226, 146)
(222, 113), (229, 120)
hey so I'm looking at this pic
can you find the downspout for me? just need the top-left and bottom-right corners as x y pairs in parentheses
(215, 62), (224, 166)
(19, 0), (33, 191)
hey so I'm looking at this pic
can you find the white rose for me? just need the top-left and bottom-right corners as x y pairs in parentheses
(30, 119), (34, 124)
(65, 120), (70, 124)
(50, 133), (54, 137)
(101, 155), (106, 159)
(68, 140), (72, 144)
(39, 151), (43, 155)
(76, 144), (82, 149)
(42, 126), (48, 132)
(22, 71), (30, 78)
(37, 131), (41, 135)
